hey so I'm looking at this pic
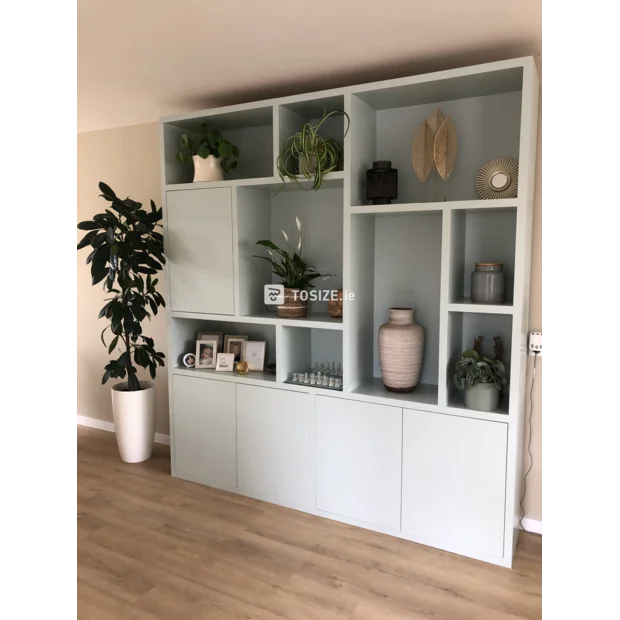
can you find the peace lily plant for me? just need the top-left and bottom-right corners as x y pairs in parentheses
(254, 217), (331, 318)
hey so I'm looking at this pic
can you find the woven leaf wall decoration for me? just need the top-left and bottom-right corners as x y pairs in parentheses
(433, 117), (458, 181)
(426, 108), (446, 137)
(411, 121), (434, 182)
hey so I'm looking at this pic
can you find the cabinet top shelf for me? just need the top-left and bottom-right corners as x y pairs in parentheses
(166, 172), (345, 193)
(160, 57), (534, 126)
(349, 199), (518, 215)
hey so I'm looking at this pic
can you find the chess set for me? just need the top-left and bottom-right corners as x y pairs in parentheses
(284, 362), (343, 391)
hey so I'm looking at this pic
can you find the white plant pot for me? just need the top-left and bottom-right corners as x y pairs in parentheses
(111, 381), (156, 463)
(192, 154), (224, 182)
(464, 382), (500, 412)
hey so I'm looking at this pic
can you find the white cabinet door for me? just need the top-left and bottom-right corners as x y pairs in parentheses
(172, 375), (237, 490)
(166, 188), (234, 315)
(402, 409), (508, 558)
(237, 385), (310, 510)
(315, 396), (402, 530)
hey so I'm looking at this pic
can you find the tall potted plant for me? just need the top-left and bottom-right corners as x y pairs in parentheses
(177, 122), (239, 183)
(254, 218), (331, 318)
(77, 182), (166, 463)
(453, 336), (508, 412)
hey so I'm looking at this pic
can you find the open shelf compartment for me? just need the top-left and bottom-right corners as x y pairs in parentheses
(169, 317), (276, 378)
(446, 311), (512, 415)
(449, 207), (517, 305)
(277, 95), (347, 175)
(347, 209), (442, 405)
(237, 185), (344, 319)
(278, 326), (343, 389)
(162, 106), (274, 185)
(349, 66), (523, 206)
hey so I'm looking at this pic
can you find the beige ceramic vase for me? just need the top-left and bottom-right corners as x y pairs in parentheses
(378, 308), (425, 392)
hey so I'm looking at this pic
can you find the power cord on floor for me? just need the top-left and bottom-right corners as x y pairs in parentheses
(519, 352), (539, 533)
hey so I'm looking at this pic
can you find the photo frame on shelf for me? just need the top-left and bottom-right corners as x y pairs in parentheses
(182, 352), (196, 368)
(197, 331), (224, 348)
(215, 353), (235, 372)
(244, 341), (266, 371)
(224, 335), (248, 363)
(195, 340), (217, 369)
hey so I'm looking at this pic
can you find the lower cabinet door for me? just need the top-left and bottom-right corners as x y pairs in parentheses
(172, 375), (237, 490)
(237, 385), (310, 510)
(402, 409), (508, 558)
(315, 396), (402, 530)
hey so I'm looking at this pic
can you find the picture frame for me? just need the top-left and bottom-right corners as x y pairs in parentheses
(197, 331), (224, 348)
(182, 352), (196, 368)
(244, 341), (266, 371)
(195, 339), (217, 369)
(224, 335), (248, 363)
(215, 353), (235, 372)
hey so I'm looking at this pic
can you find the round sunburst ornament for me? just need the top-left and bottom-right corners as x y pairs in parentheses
(475, 157), (519, 199)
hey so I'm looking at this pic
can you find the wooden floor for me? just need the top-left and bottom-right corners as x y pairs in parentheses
(77, 426), (542, 620)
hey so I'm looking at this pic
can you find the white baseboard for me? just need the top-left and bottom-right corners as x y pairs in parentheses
(77, 414), (170, 446)
(520, 517), (542, 535)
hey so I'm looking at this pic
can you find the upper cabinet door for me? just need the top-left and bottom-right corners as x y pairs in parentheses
(402, 409), (508, 559)
(166, 188), (234, 315)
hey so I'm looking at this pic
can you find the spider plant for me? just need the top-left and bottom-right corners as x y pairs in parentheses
(453, 337), (508, 392)
(276, 109), (350, 192)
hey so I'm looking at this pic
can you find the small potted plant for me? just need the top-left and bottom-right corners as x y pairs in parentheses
(177, 122), (239, 183)
(276, 109), (350, 192)
(254, 218), (331, 318)
(453, 337), (508, 412)
(77, 182), (166, 463)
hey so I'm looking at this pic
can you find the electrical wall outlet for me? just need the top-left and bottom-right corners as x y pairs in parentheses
(528, 331), (542, 357)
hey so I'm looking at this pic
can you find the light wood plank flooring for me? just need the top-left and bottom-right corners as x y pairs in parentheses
(77, 425), (542, 619)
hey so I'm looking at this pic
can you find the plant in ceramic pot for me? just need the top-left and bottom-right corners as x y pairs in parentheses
(177, 122), (239, 182)
(77, 182), (166, 463)
(453, 337), (508, 412)
(276, 109), (350, 192)
(253, 218), (331, 318)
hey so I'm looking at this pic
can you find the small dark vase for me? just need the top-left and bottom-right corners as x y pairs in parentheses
(366, 161), (398, 205)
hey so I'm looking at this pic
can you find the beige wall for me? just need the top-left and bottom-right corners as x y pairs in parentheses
(77, 123), (169, 434)
(77, 102), (542, 521)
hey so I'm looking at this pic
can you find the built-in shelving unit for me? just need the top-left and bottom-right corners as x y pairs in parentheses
(160, 56), (539, 569)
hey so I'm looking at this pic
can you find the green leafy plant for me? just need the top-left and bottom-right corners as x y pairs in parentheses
(276, 109), (350, 192)
(453, 336), (508, 392)
(177, 122), (239, 173)
(77, 182), (166, 391)
(454, 336), (508, 390)
(253, 218), (331, 289)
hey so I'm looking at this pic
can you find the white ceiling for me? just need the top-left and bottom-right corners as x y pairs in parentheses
(77, 0), (541, 133)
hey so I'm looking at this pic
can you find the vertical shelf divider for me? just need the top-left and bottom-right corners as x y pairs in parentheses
(437, 206), (453, 408)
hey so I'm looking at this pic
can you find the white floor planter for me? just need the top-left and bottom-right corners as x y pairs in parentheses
(111, 381), (156, 463)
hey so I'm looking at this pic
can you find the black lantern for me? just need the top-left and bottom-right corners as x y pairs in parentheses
(366, 161), (398, 205)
